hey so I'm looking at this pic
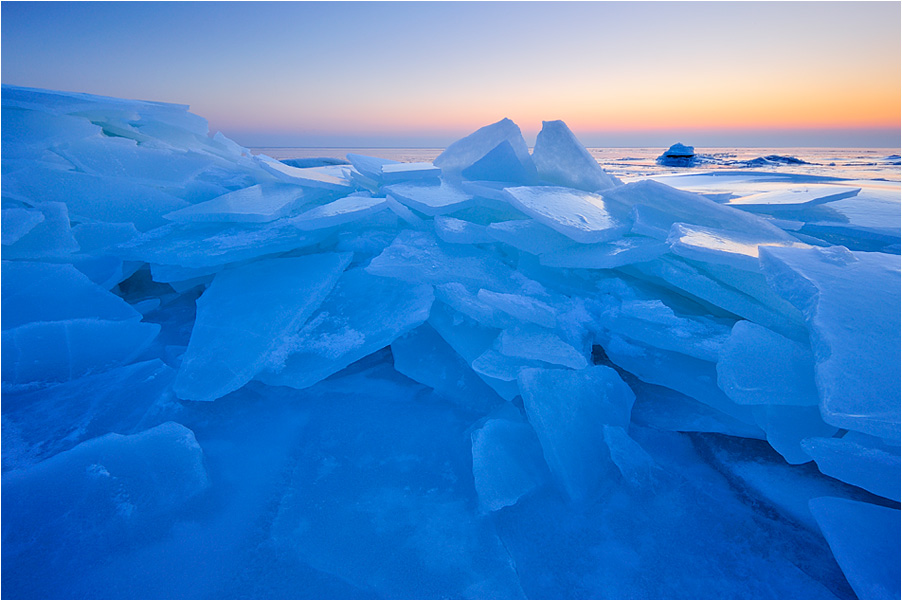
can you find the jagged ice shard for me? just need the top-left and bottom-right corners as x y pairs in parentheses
(1, 85), (899, 600)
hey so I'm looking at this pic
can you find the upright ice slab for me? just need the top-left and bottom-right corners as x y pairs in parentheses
(760, 245), (901, 441)
(531, 120), (620, 192)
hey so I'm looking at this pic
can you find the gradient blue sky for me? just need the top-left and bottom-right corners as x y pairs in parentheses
(2, 1), (899, 147)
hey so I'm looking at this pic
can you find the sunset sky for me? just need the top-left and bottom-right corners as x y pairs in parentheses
(2, 1), (899, 147)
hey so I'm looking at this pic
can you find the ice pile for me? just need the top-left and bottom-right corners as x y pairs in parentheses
(2, 87), (900, 599)
(656, 142), (696, 167)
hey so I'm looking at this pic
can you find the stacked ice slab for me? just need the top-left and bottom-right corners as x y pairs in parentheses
(2, 85), (900, 599)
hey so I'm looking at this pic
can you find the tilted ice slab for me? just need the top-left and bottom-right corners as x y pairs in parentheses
(498, 325), (587, 370)
(751, 404), (838, 465)
(2, 319), (160, 388)
(1, 208), (44, 245)
(346, 152), (400, 181)
(471, 415), (547, 512)
(809, 497), (901, 601)
(485, 219), (577, 255)
(2, 261), (141, 329)
(434, 118), (537, 183)
(292, 193), (389, 230)
(717, 320), (819, 407)
(802, 435), (901, 502)
(539, 235), (668, 269)
(760, 245), (901, 441)
(531, 120), (620, 192)
(667, 222), (811, 272)
(384, 180), (475, 215)
(258, 268), (433, 390)
(603, 179), (795, 242)
(518, 365), (635, 503)
(174, 253), (351, 401)
(433, 215), (494, 244)
(164, 183), (312, 223)
(1, 202), (80, 260)
(503, 186), (628, 244)
(255, 154), (353, 192)
(726, 184), (860, 211)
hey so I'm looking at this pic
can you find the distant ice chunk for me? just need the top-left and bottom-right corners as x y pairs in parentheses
(471, 417), (547, 512)
(802, 436), (901, 502)
(434, 118), (537, 183)
(258, 268), (433, 390)
(809, 497), (900, 601)
(656, 143), (695, 167)
(531, 120), (620, 192)
(518, 365), (635, 502)
(2, 319), (160, 387)
(164, 183), (311, 223)
(384, 180), (475, 215)
(760, 245), (901, 441)
(174, 253), (351, 401)
(717, 320), (819, 406)
(503, 186), (628, 244)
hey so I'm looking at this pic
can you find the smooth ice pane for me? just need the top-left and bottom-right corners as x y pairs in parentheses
(293, 194), (388, 230)
(471, 417), (546, 512)
(540, 236), (668, 269)
(258, 269), (434, 390)
(460, 140), (537, 184)
(503, 186), (628, 244)
(518, 365), (635, 502)
(802, 437), (901, 502)
(174, 253), (351, 401)
(2, 319), (160, 387)
(760, 245), (901, 441)
(434, 118), (537, 182)
(809, 497), (901, 601)
(531, 120), (620, 192)
(164, 183), (312, 223)
(498, 325), (587, 369)
(717, 320), (819, 406)
(384, 180), (475, 215)
(2, 261), (141, 329)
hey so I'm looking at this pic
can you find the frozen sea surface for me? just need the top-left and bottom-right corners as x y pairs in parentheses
(2, 86), (900, 600)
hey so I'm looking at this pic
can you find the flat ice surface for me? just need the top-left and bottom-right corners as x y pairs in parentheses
(503, 186), (627, 243)
(760, 245), (901, 441)
(174, 253), (351, 401)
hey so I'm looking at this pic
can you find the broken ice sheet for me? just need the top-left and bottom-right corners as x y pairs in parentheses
(163, 183), (314, 223)
(539, 235), (668, 269)
(258, 268), (434, 390)
(292, 193), (389, 230)
(174, 253), (351, 402)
